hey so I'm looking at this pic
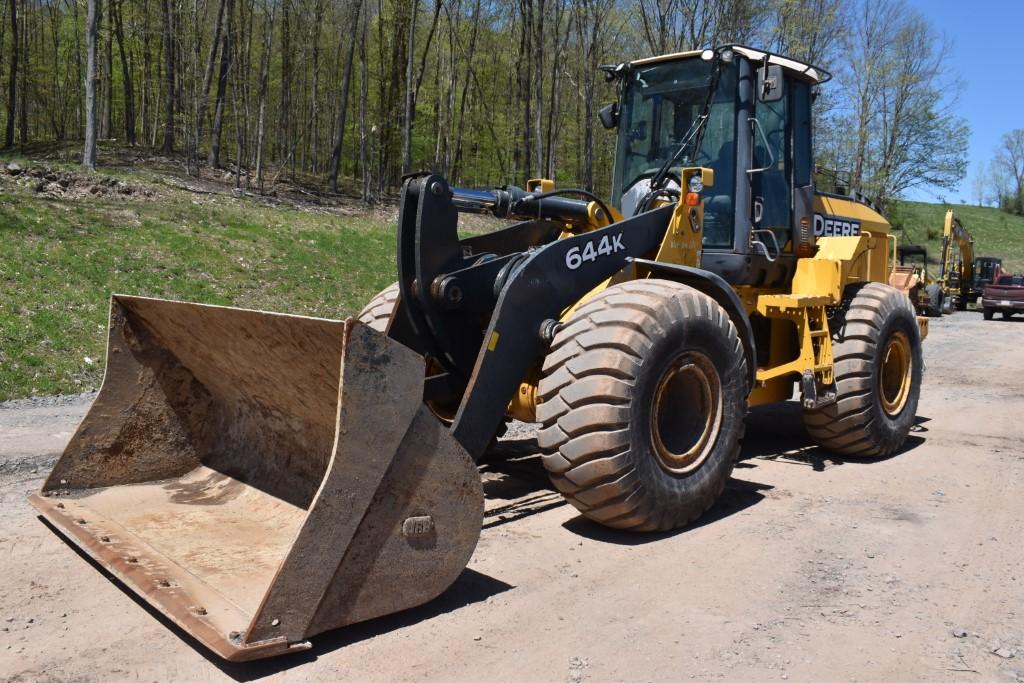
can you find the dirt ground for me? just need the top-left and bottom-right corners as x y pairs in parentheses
(2, 310), (1023, 682)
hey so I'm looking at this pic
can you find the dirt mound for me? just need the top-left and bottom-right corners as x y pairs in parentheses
(3, 161), (157, 200)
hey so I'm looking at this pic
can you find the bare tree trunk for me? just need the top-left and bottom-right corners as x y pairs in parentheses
(532, 0), (544, 177)
(575, 0), (601, 191)
(848, 0), (893, 194)
(253, 1), (273, 192)
(375, 0), (392, 193)
(140, 0), (150, 144)
(305, 1), (321, 174)
(581, 29), (594, 189)
(151, 18), (160, 145)
(160, 0), (174, 153)
(238, 0), (254, 178)
(15, 0), (26, 143)
(231, 55), (242, 189)
(278, 0), (291, 170)
(327, 0), (363, 192)
(68, 0), (85, 136)
(544, 0), (568, 180)
(83, 0), (100, 166)
(451, 0), (481, 180)
(431, 19), (443, 172)
(4, 0), (17, 148)
(102, 0), (113, 138)
(404, 0), (439, 170)
(208, 0), (234, 167)
(358, 4), (370, 202)
(518, 0), (532, 178)
(193, 0), (226, 162)
(112, 0), (136, 144)
(399, 0), (418, 174)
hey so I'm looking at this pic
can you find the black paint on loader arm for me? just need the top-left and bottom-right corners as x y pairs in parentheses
(389, 174), (674, 460)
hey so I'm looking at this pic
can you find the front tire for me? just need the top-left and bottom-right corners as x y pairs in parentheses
(357, 282), (401, 331)
(536, 280), (748, 532)
(357, 282), (468, 426)
(802, 283), (922, 457)
(984, 307), (994, 320)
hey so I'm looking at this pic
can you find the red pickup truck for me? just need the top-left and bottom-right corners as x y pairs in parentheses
(982, 274), (1024, 320)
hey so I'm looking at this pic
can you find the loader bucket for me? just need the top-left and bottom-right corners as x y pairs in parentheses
(28, 295), (484, 662)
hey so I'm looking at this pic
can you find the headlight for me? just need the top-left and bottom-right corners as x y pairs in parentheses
(688, 175), (703, 193)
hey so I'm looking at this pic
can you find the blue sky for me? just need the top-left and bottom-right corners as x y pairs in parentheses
(904, 0), (1024, 204)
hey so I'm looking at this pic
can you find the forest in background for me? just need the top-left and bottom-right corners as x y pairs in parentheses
(0, 0), (969, 208)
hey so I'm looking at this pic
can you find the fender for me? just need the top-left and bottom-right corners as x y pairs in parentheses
(626, 257), (757, 391)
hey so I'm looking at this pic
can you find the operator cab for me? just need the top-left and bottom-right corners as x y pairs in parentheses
(607, 45), (830, 288)
(974, 256), (1003, 289)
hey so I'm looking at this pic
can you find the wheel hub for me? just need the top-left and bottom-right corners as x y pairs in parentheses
(650, 352), (723, 474)
(879, 330), (912, 417)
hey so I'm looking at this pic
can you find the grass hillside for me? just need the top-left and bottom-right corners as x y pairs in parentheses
(0, 162), (399, 400)
(889, 200), (1024, 272)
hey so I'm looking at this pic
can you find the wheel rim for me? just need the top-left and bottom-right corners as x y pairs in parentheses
(650, 352), (723, 474)
(879, 330), (912, 417)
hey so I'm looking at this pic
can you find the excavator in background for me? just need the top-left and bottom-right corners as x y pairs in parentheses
(30, 45), (926, 662)
(891, 211), (980, 316)
(937, 210), (974, 313)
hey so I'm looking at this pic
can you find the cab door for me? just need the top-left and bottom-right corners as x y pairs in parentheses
(751, 68), (814, 257)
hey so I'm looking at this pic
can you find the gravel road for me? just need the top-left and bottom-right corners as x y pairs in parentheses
(2, 311), (1022, 682)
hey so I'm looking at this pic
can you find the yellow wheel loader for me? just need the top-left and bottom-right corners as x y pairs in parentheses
(30, 45), (926, 661)
(889, 244), (942, 317)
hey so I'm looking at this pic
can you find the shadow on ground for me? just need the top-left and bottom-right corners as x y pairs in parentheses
(740, 400), (928, 471)
(483, 432), (775, 545)
(213, 569), (512, 681)
(561, 477), (773, 545)
(41, 516), (512, 682)
(479, 438), (565, 529)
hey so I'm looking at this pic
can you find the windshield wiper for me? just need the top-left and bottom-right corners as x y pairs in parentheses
(646, 113), (708, 192)
(646, 57), (724, 194)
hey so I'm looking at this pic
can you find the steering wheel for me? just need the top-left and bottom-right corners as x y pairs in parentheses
(623, 168), (681, 196)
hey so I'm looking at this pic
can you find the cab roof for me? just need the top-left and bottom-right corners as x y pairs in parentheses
(629, 45), (832, 85)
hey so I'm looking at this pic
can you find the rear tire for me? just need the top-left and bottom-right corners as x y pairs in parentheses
(802, 283), (922, 457)
(984, 307), (994, 321)
(536, 280), (748, 532)
(924, 283), (942, 317)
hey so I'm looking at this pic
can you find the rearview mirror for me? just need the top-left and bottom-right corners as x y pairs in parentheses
(598, 102), (619, 130)
(758, 64), (785, 103)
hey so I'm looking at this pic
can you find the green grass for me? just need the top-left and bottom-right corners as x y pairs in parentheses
(889, 200), (1024, 272)
(0, 173), (400, 400)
